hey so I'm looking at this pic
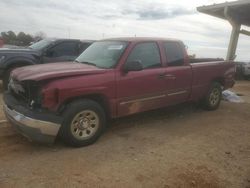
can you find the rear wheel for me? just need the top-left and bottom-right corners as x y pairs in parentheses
(203, 82), (222, 111)
(60, 99), (106, 147)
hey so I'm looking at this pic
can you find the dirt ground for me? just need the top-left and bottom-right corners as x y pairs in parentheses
(0, 81), (250, 188)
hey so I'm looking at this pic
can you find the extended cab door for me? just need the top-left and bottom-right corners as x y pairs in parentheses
(43, 41), (80, 63)
(116, 42), (168, 117)
(163, 41), (192, 105)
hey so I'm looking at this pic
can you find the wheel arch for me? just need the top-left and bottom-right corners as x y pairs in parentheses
(211, 77), (225, 88)
(58, 94), (111, 119)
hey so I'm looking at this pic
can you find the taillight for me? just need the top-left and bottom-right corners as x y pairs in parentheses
(42, 88), (58, 108)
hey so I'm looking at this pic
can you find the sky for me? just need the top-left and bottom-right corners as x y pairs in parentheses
(0, 0), (249, 61)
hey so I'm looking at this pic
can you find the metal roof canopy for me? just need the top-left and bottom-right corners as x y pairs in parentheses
(197, 0), (250, 61)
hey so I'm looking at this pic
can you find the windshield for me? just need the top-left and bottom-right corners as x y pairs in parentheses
(29, 39), (53, 50)
(76, 41), (128, 69)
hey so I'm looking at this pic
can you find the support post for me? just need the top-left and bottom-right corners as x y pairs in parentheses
(226, 24), (240, 61)
(224, 6), (241, 61)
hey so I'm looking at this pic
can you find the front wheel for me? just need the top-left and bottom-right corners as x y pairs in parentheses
(60, 99), (106, 147)
(203, 82), (222, 111)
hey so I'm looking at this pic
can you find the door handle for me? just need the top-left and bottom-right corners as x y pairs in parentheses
(158, 73), (176, 80)
(165, 74), (176, 80)
(158, 73), (167, 79)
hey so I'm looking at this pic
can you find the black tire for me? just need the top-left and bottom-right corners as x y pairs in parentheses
(60, 99), (106, 147)
(3, 68), (14, 90)
(203, 82), (222, 111)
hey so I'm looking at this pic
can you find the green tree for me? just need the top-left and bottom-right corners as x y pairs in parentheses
(0, 30), (46, 46)
(1, 31), (17, 44)
(34, 31), (46, 42)
(17, 32), (33, 46)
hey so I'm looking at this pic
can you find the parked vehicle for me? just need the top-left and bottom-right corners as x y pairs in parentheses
(242, 62), (250, 79)
(0, 38), (94, 89)
(3, 37), (235, 147)
(234, 61), (250, 80)
(235, 61), (245, 80)
(0, 37), (4, 48)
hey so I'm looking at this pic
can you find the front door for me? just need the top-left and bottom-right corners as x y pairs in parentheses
(116, 42), (167, 117)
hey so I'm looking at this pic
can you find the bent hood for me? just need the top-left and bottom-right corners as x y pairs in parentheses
(11, 62), (107, 81)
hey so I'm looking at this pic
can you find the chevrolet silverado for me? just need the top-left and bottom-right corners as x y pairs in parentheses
(3, 38), (235, 147)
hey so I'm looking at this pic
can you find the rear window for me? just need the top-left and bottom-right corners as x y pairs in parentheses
(164, 42), (185, 66)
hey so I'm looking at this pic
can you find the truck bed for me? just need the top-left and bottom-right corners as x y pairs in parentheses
(189, 58), (224, 64)
(190, 61), (235, 101)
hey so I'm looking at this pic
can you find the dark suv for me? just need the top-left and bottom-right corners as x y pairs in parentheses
(0, 38), (94, 89)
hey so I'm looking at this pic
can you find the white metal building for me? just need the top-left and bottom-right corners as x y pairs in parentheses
(197, 0), (250, 61)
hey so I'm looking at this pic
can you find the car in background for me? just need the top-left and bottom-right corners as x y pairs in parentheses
(235, 61), (250, 80)
(0, 37), (4, 48)
(242, 62), (250, 79)
(0, 38), (94, 89)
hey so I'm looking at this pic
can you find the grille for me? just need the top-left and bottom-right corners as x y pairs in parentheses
(9, 78), (40, 106)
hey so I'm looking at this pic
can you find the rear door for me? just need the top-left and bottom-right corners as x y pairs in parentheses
(163, 41), (192, 105)
(116, 42), (167, 117)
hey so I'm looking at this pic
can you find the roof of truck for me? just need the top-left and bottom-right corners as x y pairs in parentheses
(102, 37), (182, 42)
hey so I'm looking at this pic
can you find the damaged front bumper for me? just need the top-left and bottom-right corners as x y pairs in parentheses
(3, 92), (62, 144)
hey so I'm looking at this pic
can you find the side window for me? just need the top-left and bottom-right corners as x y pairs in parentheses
(48, 42), (79, 57)
(79, 42), (92, 53)
(164, 42), (185, 66)
(126, 42), (161, 69)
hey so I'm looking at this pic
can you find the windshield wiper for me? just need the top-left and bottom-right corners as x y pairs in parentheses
(78, 61), (97, 67)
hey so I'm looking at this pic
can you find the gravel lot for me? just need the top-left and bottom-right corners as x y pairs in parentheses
(0, 81), (250, 188)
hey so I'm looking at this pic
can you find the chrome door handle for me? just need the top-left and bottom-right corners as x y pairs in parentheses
(165, 74), (176, 80)
(158, 73), (167, 79)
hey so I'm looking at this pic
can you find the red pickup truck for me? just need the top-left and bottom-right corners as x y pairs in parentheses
(3, 38), (235, 147)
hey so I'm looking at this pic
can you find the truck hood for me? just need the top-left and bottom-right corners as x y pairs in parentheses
(11, 62), (107, 81)
(0, 48), (40, 55)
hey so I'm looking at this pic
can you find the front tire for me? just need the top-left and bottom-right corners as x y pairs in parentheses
(60, 99), (106, 147)
(203, 82), (222, 111)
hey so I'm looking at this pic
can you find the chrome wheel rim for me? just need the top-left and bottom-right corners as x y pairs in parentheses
(209, 88), (220, 106)
(70, 110), (99, 140)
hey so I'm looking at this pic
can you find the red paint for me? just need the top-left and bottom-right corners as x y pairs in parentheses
(11, 62), (107, 81)
(12, 38), (235, 118)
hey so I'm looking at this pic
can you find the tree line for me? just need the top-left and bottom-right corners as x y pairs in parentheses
(0, 31), (46, 46)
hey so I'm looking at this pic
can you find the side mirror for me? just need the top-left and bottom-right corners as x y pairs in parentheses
(124, 60), (143, 73)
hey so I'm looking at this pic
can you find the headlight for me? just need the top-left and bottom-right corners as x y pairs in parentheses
(9, 77), (25, 93)
(0, 55), (6, 63)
